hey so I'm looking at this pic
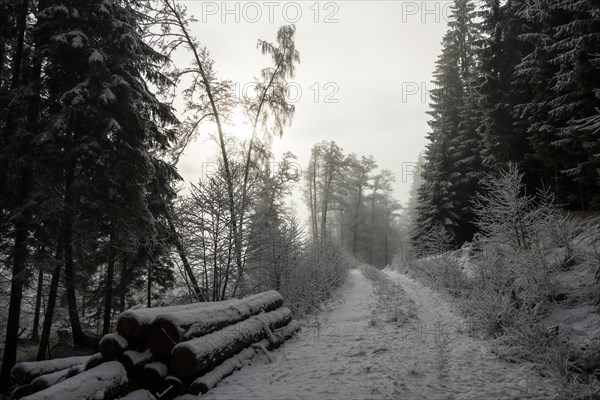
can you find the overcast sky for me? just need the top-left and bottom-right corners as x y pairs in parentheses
(175, 0), (451, 221)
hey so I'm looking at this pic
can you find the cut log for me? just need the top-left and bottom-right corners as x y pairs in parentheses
(20, 361), (128, 400)
(156, 376), (185, 400)
(119, 349), (153, 382)
(11, 355), (90, 385)
(189, 345), (257, 395)
(11, 365), (82, 400)
(189, 320), (301, 395)
(147, 291), (283, 359)
(170, 307), (291, 379)
(116, 389), (156, 400)
(117, 302), (214, 347)
(269, 320), (302, 348)
(83, 353), (104, 371)
(141, 362), (168, 393)
(100, 334), (128, 361)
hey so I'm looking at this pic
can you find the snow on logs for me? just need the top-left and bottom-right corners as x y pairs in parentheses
(189, 320), (301, 395)
(10, 290), (300, 399)
(171, 306), (292, 378)
(100, 333), (129, 361)
(20, 362), (128, 400)
(10, 355), (91, 386)
(146, 290), (284, 359)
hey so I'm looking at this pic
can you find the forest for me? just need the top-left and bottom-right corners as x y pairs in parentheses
(409, 0), (600, 247)
(0, 0), (599, 398)
(0, 0), (403, 392)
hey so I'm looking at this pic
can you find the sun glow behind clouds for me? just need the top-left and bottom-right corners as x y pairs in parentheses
(223, 108), (253, 141)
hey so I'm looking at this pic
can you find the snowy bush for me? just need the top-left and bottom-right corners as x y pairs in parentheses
(279, 240), (352, 317)
(402, 224), (469, 297)
(402, 165), (600, 393)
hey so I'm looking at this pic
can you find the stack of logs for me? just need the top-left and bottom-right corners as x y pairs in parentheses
(10, 290), (301, 400)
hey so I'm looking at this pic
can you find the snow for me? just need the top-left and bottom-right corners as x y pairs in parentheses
(117, 389), (156, 400)
(21, 361), (128, 400)
(171, 307), (292, 378)
(191, 344), (260, 394)
(100, 88), (116, 105)
(88, 50), (105, 65)
(188, 269), (557, 400)
(11, 355), (91, 385)
(175, 307), (291, 357)
(122, 349), (152, 367)
(174, 291), (284, 340)
(546, 303), (600, 345)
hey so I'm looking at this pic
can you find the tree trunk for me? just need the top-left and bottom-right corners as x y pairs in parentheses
(384, 211), (390, 266)
(103, 235), (115, 335)
(310, 160), (319, 242)
(321, 173), (333, 243)
(0, 2), (34, 388)
(146, 262), (152, 308)
(63, 155), (91, 348)
(120, 256), (130, 312)
(165, 208), (205, 302)
(30, 267), (44, 341)
(0, 186), (31, 388)
(352, 185), (363, 254)
(370, 190), (377, 265)
(37, 244), (63, 360)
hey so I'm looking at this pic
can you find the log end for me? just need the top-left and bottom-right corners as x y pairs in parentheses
(147, 321), (180, 361)
(100, 334), (128, 361)
(189, 379), (209, 396)
(170, 346), (198, 379)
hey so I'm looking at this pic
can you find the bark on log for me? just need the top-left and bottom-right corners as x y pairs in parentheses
(11, 356), (90, 385)
(20, 361), (128, 400)
(147, 291), (283, 359)
(100, 334), (128, 361)
(141, 362), (168, 393)
(189, 320), (301, 395)
(170, 307), (291, 379)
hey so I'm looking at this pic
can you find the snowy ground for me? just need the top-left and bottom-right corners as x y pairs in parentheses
(196, 269), (558, 400)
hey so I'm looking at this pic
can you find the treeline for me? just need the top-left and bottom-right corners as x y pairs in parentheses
(0, 0), (354, 393)
(0, 0), (184, 388)
(413, 0), (600, 246)
(304, 141), (403, 267)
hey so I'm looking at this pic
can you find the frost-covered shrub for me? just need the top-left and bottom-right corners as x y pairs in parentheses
(279, 240), (352, 317)
(402, 224), (469, 296)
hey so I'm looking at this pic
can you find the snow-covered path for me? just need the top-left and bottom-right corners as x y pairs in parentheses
(200, 269), (557, 400)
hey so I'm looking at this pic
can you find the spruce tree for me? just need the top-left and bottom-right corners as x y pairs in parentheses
(415, 0), (482, 246)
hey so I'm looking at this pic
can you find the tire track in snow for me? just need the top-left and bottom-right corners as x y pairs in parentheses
(384, 269), (558, 400)
(196, 269), (557, 400)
